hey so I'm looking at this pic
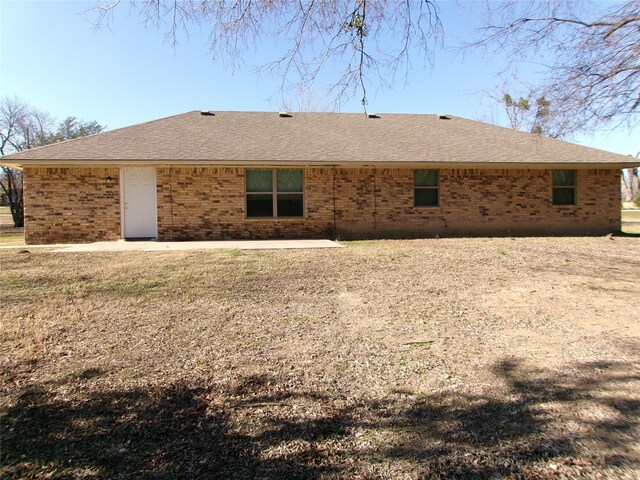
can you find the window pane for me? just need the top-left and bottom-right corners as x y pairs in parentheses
(415, 188), (439, 206)
(277, 194), (303, 217)
(247, 194), (273, 217)
(553, 188), (575, 205)
(552, 170), (575, 187)
(277, 170), (303, 192)
(246, 170), (273, 192)
(415, 170), (439, 187)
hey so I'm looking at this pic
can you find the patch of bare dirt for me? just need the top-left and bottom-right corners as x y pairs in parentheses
(1, 237), (639, 478)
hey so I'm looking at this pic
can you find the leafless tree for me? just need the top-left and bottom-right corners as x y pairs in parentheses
(0, 97), (55, 227)
(622, 153), (640, 203)
(91, 0), (442, 110)
(0, 97), (105, 227)
(281, 83), (333, 112)
(471, 0), (640, 133)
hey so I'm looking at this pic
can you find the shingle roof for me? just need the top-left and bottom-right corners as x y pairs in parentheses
(2, 111), (638, 167)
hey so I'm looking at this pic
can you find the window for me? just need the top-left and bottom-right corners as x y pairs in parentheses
(552, 170), (576, 205)
(246, 169), (304, 218)
(414, 169), (439, 207)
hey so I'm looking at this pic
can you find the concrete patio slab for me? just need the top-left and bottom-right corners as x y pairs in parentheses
(0, 243), (70, 250)
(52, 239), (343, 253)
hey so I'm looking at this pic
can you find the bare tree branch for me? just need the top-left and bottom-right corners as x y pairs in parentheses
(470, 0), (640, 133)
(89, 0), (443, 108)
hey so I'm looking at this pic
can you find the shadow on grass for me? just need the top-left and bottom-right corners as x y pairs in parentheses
(2, 360), (639, 479)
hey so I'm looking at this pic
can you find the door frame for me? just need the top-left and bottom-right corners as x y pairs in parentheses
(120, 167), (158, 239)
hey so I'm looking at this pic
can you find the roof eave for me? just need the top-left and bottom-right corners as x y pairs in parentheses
(0, 161), (23, 170)
(6, 159), (640, 169)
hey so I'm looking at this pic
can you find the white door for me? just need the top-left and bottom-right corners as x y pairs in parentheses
(122, 168), (157, 239)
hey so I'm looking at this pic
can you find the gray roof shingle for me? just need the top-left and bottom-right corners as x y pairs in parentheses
(2, 111), (637, 167)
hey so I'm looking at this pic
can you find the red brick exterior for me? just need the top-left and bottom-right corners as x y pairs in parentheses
(23, 166), (621, 244)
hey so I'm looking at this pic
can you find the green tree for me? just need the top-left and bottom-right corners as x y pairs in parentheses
(55, 117), (105, 141)
(500, 93), (563, 138)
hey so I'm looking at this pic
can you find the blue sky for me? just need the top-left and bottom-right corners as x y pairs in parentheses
(1, 0), (637, 156)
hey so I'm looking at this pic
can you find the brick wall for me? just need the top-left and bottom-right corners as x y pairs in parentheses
(156, 167), (620, 240)
(24, 167), (120, 244)
(23, 166), (620, 244)
(362, 168), (620, 237)
(156, 167), (334, 240)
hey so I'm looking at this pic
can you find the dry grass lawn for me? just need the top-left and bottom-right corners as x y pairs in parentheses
(0, 227), (25, 246)
(0, 207), (25, 246)
(0, 206), (13, 226)
(1, 237), (639, 479)
(622, 210), (640, 234)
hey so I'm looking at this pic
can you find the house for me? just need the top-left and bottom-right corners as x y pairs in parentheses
(1, 111), (638, 245)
